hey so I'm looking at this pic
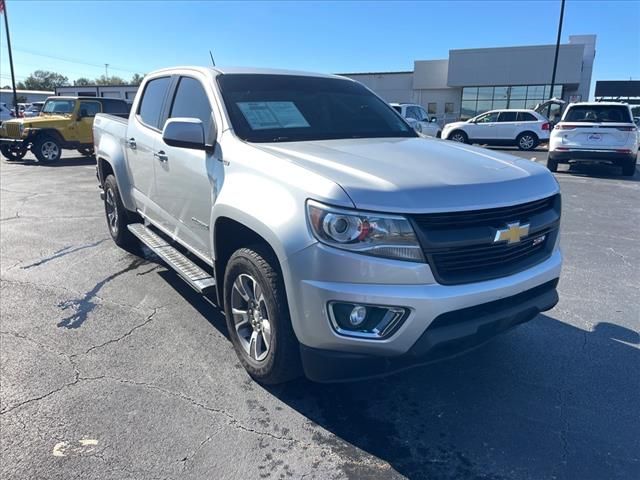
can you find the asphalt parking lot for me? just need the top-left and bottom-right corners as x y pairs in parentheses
(1, 147), (638, 480)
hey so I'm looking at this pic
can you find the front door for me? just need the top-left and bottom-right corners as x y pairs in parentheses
(469, 111), (500, 141)
(153, 75), (218, 256)
(68, 100), (101, 144)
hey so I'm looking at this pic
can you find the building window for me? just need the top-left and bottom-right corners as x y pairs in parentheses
(427, 102), (437, 114)
(460, 85), (564, 119)
(445, 102), (454, 114)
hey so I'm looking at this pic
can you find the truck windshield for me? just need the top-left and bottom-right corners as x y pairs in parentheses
(42, 100), (76, 114)
(217, 74), (416, 142)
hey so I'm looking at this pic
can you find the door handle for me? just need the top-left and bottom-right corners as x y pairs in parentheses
(127, 137), (137, 149)
(154, 151), (168, 162)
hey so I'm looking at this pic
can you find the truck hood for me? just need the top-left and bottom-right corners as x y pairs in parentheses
(255, 137), (559, 213)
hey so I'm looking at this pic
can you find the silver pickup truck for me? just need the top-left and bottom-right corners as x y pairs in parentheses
(93, 66), (562, 384)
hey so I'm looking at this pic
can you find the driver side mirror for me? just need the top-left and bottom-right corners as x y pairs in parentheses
(162, 118), (213, 151)
(429, 117), (438, 123)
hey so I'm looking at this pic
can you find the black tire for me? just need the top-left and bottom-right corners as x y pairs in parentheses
(0, 144), (27, 161)
(103, 174), (138, 248)
(78, 147), (94, 157)
(449, 130), (468, 143)
(436, 130), (442, 138)
(621, 160), (637, 177)
(516, 132), (539, 151)
(33, 135), (62, 163)
(547, 157), (559, 172)
(223, 246), (301, 384)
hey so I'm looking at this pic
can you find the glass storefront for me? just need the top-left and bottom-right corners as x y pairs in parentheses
(460, 85), (563, 119)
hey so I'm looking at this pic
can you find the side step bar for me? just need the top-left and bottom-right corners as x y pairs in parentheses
(128, 223), (216, 295)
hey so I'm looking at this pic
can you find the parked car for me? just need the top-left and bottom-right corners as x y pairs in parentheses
(94, 66), (562, 384)
(0, 96), (129, 161)
(0, 103), (12, 124)
(548, 102), (638, 176)
(442, 109), (551, 150)
(23, 102), (44, 118)
(390, 103), (441, 137)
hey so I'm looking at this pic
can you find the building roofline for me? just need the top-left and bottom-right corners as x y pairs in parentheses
(0, 89), (54, 94)
(337, 71), (413, 76)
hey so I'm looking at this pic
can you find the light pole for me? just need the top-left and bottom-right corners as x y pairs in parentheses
(548, 0), (566, 119)
(104, 63), (109, 80)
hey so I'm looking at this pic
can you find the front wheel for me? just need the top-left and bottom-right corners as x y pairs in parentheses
(516, 132), (539, 151)
(0, 144), (27, 161)
(33, 135), (62, 163)
(224, 247), (301, 384)
(449, 130), (468, 143)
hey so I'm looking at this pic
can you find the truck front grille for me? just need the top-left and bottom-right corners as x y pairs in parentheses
(4, 123), (21, 138)
(410, 195), (561, 285)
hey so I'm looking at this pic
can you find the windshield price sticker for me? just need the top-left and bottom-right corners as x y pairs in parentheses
(237, 102), (310, 130)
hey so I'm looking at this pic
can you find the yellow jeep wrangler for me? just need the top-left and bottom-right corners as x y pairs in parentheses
(0, 96), (130, 162)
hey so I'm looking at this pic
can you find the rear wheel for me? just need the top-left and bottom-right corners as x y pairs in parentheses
(223, 246), (301, 384)
(516, 132), (539, 151)
(0, 144), (27, 161)
(103, 174), (138, 248)
(34, 135), (62, 163)
(621, 159), (637, 177)
(78, 147), (94, 157)
(449, 130), (468, 143)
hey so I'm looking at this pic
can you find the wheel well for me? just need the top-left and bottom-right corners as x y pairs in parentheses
(32, 129), (65, 145)
(518, 130), (538, 139)
(213, 217), (279, 302)
(97, 158), (114, 186)
(449, 129), (467, 139)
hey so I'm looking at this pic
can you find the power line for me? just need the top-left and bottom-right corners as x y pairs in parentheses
(12, 46), (140, 74)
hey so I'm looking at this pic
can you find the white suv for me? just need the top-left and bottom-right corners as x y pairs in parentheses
(548, 102), (638, 176)
(390, 103), (441, 137)
(443, 109), (551, 150)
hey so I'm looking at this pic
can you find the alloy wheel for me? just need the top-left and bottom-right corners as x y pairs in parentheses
(41, 141), (59, 161)
(231, 273), (272, 362)
(105, 188), (118, 234)
(519, 135), (535, 150)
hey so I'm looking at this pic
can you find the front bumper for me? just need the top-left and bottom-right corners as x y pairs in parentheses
(0, 137), (27, 147)
(549, 149), (637, 164)
(301, 278), (558, 382)
(283, 242), (562, 381)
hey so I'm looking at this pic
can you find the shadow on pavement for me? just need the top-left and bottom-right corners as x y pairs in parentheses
(558, 162), (639, 182)
(151, 263), (640, 480)
(2, 156), (96, 167)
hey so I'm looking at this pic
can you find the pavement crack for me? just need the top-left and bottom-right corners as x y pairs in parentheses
(77, 307), (161, 356)
(606, 247), (632, 267)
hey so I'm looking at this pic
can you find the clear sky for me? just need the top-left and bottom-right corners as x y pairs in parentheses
(1, 0), (639, 94)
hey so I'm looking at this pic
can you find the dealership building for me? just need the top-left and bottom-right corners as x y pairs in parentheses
(342, 34), (596, 124)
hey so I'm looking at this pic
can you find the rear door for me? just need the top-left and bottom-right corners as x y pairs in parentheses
(126, 75), (172, 219)
(496, 111), (518, 140)
(153, 74), (218, 256)
(558, 104), (634, 150)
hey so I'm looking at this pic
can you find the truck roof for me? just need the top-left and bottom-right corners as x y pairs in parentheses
(147, 65), (348, 80)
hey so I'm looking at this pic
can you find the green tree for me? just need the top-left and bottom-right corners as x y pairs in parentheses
(17, 70), (69, 90)
(130, 73), (145, 85)
(94, 75), (126, 86)
(74, 77), (93, 86)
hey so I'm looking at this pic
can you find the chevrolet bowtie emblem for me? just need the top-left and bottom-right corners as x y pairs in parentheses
(494, 222), (530, 244)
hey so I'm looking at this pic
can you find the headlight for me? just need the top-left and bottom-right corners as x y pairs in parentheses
(306, 200), (425, 262)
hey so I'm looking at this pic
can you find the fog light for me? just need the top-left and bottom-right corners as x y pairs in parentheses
(328, 301), (409, 339)
(349, 305), (367, 326)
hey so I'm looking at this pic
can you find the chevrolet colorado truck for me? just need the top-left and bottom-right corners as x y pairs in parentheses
(93, 67), (562, 384)
(0, 96), (129, 162)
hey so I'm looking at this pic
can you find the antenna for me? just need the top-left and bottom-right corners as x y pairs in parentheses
(209, 51), (215, 67)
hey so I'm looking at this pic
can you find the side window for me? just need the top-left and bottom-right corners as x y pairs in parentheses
(517, 112), (537, 122)
(498, 111), (517, 122)
(79, 101), (101, 117)
(406, 106), (419, 120)
(137, 76), (171, 129)
(168, 77), (212, 132)
(417, 107), (430, 121)
(477, 112), (499, 123)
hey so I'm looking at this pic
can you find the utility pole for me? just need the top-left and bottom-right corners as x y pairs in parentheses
(104, 63), (109, 79)
(548, 0), (566, 119)
(1, 0), (19, 115)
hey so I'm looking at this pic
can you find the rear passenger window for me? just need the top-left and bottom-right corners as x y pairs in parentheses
(138, 77), (171, 129)
(79, 102), (101, 117)
(498, 111), (517, 122)
(169, 77), (212, 132)
(517, 112), (537, 122)
(103, 100), (130, 115)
